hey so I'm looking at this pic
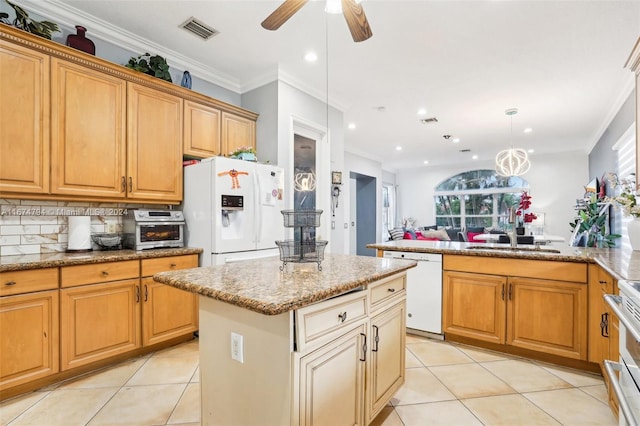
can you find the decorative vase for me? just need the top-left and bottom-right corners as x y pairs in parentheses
(234, 152), (256, 161)
(180, 71), (192, 89)
(66, 25), (95, 55)
(627, 218), (640, 250)
(516, 226), (525, 236)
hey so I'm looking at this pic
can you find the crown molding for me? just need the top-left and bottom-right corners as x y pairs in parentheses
(11, 0), (243, 93)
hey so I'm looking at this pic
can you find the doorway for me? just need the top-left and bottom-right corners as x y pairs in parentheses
(349, 172), (377, 256)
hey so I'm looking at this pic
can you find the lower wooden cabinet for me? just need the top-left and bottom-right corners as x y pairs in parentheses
(60, 279), (141, 370)
(0, 290), (59, 391)
(443, 256), (588, 361)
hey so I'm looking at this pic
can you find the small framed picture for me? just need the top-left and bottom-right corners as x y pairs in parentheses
(332, 171), (342, 185)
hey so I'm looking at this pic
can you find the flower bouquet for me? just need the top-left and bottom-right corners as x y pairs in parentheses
(515, 191), (537, 234)
(606, 173), (640, 217)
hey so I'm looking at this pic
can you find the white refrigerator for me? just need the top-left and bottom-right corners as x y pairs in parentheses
(183, 157), (285, 266)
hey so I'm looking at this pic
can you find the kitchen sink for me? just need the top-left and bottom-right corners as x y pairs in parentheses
(465, 245), (561, 254)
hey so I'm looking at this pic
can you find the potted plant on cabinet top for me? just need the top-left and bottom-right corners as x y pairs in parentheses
(229, 146), (257, 161)
(125, 52), (172, 82)
(1, 0), (59, 39)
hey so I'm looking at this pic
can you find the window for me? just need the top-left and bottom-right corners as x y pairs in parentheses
(434, 170), (529, 228)
(613, 124), (636, 250)
(382, 184), (396, 240)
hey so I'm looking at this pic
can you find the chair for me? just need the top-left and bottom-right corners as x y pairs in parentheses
(457, 231), (468, 242)
(497, 235), (534, 245)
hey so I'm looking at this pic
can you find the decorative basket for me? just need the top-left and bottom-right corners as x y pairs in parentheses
(280, 210), (323, 228)
(275, 240), (328, 271)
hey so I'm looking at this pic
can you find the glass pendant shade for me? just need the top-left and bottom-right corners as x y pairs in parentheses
(495, 148), (531, 177)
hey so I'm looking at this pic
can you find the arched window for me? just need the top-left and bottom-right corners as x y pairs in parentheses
(434, 170), (529, 229)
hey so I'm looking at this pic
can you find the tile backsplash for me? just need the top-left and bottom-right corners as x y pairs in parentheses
(0, 199), (139, 255)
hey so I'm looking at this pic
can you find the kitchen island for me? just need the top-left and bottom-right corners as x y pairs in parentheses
(153, 253), (416, 426)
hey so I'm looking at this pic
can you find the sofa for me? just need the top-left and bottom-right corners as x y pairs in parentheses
(388, 226), (506, 243)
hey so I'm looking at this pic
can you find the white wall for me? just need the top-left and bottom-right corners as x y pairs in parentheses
(396, 150), (589, 240)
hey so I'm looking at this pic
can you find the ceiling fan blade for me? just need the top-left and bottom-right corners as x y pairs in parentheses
(261, 0), (309, 31)
(341, 0), (373, 42)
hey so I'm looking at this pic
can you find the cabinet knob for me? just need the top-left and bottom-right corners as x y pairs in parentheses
(387, 288), (396, 293)
(338, 312), (348, 323)
(101, 271), (109, 277)
(170, 263), (177, 268)
(4, 281), (16, 286)
(599, 280), (607, 285)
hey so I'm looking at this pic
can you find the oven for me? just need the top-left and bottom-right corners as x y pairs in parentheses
(123, 209), (185, 250)
(604, 279), (640, 426)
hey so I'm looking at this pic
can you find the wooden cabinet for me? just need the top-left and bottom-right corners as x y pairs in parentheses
(60, 278), (141, 371)
(367, 295), (406, 423)
(443, 255), (588, 361)
(183, 100), (221, 158)
(588, 264), (616, 365)
(221, 111), (256, 156)
(295, 323), (367, 426)
(50, 58), (126, 198)
(140, 255), (198, 346)
(127, 82), (183, 202)
(0, 290), (59, 391)
(0, 39), (49, 194)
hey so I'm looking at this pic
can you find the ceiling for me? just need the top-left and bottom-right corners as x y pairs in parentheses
(20, 1), (640, 171)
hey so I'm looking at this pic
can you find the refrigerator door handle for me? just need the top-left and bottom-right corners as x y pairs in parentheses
(255, 172), (262, 244)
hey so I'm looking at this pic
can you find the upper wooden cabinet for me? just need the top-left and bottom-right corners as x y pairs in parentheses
(0, 24), (258, 203)
(50, 58), (126, 198)
(0, 39), (50, 194)
(183, 100), (221, 157)
(221, 111), (256, 156)
(127, 83), (183, 202)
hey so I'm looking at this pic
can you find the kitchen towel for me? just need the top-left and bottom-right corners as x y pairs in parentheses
(67, 216), (92, 251)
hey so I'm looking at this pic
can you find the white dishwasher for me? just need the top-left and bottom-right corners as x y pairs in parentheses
(383, 251), (443, 336)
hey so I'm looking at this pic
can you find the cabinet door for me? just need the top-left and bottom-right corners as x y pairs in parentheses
(221, 111), (255, 156)
(141, 277), (198, 347)
(184, 100), (221, 158)
(367, 301), (405, 423)
(50, 58), (126, 197)
(127, 82), (183, 202)
(60, 279), (140, 370)
(442, 271), (506, 344)
(0, 40), (49, 194)
(588, 264), (613, 364)
(507, 277), (587, 360)
(0, 290), (58, 391)
(294, 323), (366, 426)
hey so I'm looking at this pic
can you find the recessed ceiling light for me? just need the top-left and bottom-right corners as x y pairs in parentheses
(395, 146), (402, 151)
(417, 108), (427, 115)
(453, 138), (460, 143)
(348, 123), (356, 130)
(523, 128), (533, 133)
(423, 160), (429, 164)
(304, 51), (318, 62)
(472, 155), (478, 160)
(528, 149), (535, 153)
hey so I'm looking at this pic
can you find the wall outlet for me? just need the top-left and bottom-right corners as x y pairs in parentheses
(231, 332), (244, 363)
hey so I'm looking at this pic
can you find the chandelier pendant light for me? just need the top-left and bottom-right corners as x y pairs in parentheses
(495, 108), (531, 177)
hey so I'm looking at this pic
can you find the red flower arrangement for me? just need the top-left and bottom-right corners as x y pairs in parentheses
(516, 191), (538, 224)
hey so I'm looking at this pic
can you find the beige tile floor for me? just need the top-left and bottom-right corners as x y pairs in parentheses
(0, 335), (617, 426)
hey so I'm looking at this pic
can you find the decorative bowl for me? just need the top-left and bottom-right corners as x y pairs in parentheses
(91, 233), (122, 250)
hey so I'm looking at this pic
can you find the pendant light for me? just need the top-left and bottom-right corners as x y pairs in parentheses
(495, 108), (531, 177)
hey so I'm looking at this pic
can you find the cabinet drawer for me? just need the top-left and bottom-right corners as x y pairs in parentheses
(0, 268), (58, 296)
(141, 254), (198, 277)
(370, 274), (406, 309)
(61, 260), (139, 288)
(295, 290), (368, 351)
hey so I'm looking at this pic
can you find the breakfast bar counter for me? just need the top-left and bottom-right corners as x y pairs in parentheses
(153, 253), (416, 426)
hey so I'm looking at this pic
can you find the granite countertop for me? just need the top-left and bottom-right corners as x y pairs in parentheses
(367, 240), (640, 282)
(153, 253), (417, 315)
(0, 247), (203, 272)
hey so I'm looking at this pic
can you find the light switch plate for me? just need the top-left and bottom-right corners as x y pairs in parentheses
(231, 332), (244, 363)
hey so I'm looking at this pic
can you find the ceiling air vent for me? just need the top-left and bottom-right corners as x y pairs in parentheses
(180, 17), (219, 40)
(420, 117), (438, 124)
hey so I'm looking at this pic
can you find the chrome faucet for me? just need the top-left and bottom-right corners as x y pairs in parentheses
(508, 207), (518, 248)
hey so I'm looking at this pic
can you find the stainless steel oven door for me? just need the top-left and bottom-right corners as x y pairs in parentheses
(135, 222), (184, 249)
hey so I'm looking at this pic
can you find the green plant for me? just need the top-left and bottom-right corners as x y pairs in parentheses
(229, 146), (256, 157)
(125, 53), (172, 82)
(1, 0), (59, 39)
(570, 193), (620, 247)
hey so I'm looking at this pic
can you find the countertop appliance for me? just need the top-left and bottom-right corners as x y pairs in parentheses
(383, 251), (443, 336)
(123, 209), (185, 250)
(604, 279), (640, 425)
(183, 157), (285, 266)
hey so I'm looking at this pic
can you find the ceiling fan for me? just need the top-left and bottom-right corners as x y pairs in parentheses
(261, 0), (373, 42)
